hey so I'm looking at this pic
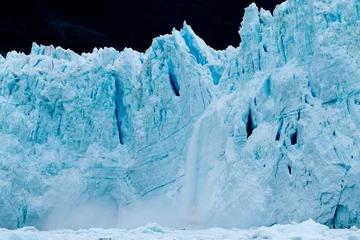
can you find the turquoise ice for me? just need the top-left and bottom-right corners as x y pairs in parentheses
(1, 0), (360, 230)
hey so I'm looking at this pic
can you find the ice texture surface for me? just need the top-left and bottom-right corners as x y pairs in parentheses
(1, 0), (360, 230)
(0, 220), (360, 240)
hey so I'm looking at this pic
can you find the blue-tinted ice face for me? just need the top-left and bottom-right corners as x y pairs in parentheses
(1, 0), (360, 230)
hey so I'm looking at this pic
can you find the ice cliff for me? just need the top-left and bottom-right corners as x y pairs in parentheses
(1, 0), (360, 230)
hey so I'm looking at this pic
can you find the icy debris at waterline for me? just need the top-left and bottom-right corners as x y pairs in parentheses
(1, 220), (360, 240)
(2, 0), (360, 230)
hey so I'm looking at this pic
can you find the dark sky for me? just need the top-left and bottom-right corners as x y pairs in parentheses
(0, 0), (283, 55)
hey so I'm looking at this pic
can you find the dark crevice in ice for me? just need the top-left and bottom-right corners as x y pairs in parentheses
(246, 108), (256, 138)
(168, 61), (180, 97)
(263, 44), (267, 53)
(264, 77), (271, 97)
(169, 72), (180, 97)
(290, 130), (297, 145)
(276, 119), (283, 141)
(279, 35), (287, 63)
(113, 72), (126, 145)
(332, 204), (339, 229)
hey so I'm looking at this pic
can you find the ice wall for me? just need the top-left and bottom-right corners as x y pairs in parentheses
(1, 0), (360, 230)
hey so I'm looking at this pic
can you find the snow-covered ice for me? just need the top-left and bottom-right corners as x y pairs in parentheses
(1, 220), (360, 240)
(1, 0), (360, 231)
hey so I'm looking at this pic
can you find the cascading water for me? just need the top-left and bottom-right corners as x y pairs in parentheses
(179, 115), (205, 227)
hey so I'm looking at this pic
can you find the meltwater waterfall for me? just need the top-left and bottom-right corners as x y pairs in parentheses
(179, 116), (205, 227)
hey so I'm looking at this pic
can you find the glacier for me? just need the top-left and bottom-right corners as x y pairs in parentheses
(1, 0), (360, 230)
(1, 220), (360, 240)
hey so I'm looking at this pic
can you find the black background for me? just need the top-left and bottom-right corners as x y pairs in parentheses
(0, 0), (283, 55)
